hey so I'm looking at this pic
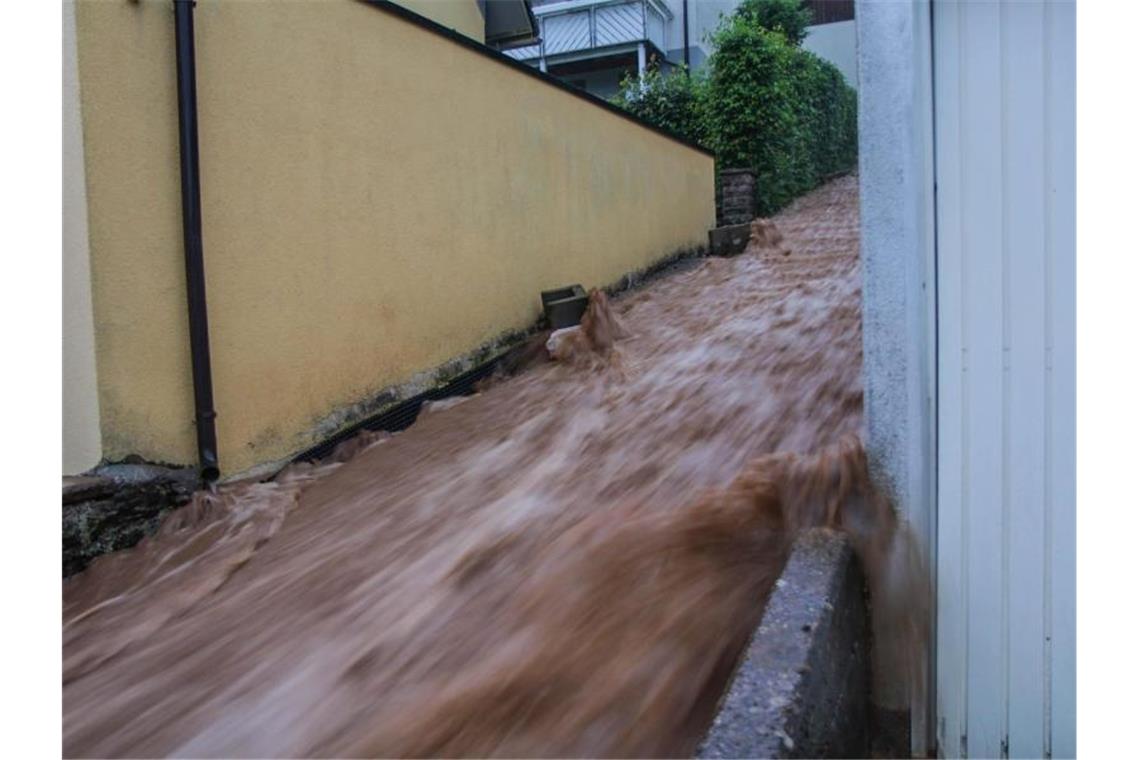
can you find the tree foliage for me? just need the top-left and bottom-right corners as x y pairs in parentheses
(734, 0), (814, 47)
(611, 66), (708, 148)
(612, 9), (858, 216)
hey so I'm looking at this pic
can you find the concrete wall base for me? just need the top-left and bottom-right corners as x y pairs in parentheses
(63, 464), (198, 578)
(871, 706), (913, 758)
(698, 529), (871, 759)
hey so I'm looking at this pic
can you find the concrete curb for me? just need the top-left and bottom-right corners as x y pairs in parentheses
(62, 466), (197, 578)
(698, 529), (870, 759)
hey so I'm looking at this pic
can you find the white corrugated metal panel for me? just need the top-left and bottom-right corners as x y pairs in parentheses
(595, 2), (644, 47)
(932, 1), (1075, 757)
(543, 11), (592, 54)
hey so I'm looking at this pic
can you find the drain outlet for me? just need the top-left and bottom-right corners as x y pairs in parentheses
(541, 284), (588, 329)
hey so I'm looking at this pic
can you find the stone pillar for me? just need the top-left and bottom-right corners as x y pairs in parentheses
(717, 168), (756, 226)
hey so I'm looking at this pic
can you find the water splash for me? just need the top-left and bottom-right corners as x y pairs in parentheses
(63, 175), (926, 758)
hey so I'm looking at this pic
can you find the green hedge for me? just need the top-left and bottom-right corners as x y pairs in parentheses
(612, 10), (857, 217)
(611, 67), (708, 149)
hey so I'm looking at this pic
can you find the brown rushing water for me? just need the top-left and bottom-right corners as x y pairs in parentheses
(63, 175), (925, 758)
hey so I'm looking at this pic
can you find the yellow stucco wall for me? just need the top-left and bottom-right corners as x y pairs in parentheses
(395, 0), (485, 41)
(74, 0), (714, 476)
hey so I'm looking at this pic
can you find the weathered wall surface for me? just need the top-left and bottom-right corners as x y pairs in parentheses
(63, 0), (102, 475)
(74, 0), (714, 476)
(856, 0), (937, 753)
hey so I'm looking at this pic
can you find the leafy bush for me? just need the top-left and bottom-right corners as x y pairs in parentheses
(611, 10), (857, 216)
(734, 0), (814, 46)
(610, 66), (709, 149)
(786, 47), (858, 180)
(704, 15), (857, 214)
(704, 20), (800, 213)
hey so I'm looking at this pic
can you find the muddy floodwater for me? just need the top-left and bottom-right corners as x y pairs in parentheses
(64, 175), (922, 757)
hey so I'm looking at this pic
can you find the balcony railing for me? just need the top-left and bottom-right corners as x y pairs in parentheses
(504, 0), (671, 63)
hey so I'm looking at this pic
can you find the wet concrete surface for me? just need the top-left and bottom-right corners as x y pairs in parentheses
(698, 529), (870, 759)
(63, 175), (922, 757)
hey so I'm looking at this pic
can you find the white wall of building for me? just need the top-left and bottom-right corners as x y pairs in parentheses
(525, 2), (858, 90)
(685, 0), (739, 55)
(804, 19), (857, 88)
(63, 0), (103, 475)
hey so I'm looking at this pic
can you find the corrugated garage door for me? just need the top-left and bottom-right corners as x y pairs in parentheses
(932, 1), (1075, 757)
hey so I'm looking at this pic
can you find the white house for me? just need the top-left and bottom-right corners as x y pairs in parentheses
(505, 0), (857, 99)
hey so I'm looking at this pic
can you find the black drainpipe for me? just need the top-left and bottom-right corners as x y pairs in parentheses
(173, 0), (220, 483)
(682, 0), (690, 73)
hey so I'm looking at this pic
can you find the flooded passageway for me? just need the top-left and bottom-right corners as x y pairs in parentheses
(64, 176), (899, 758)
